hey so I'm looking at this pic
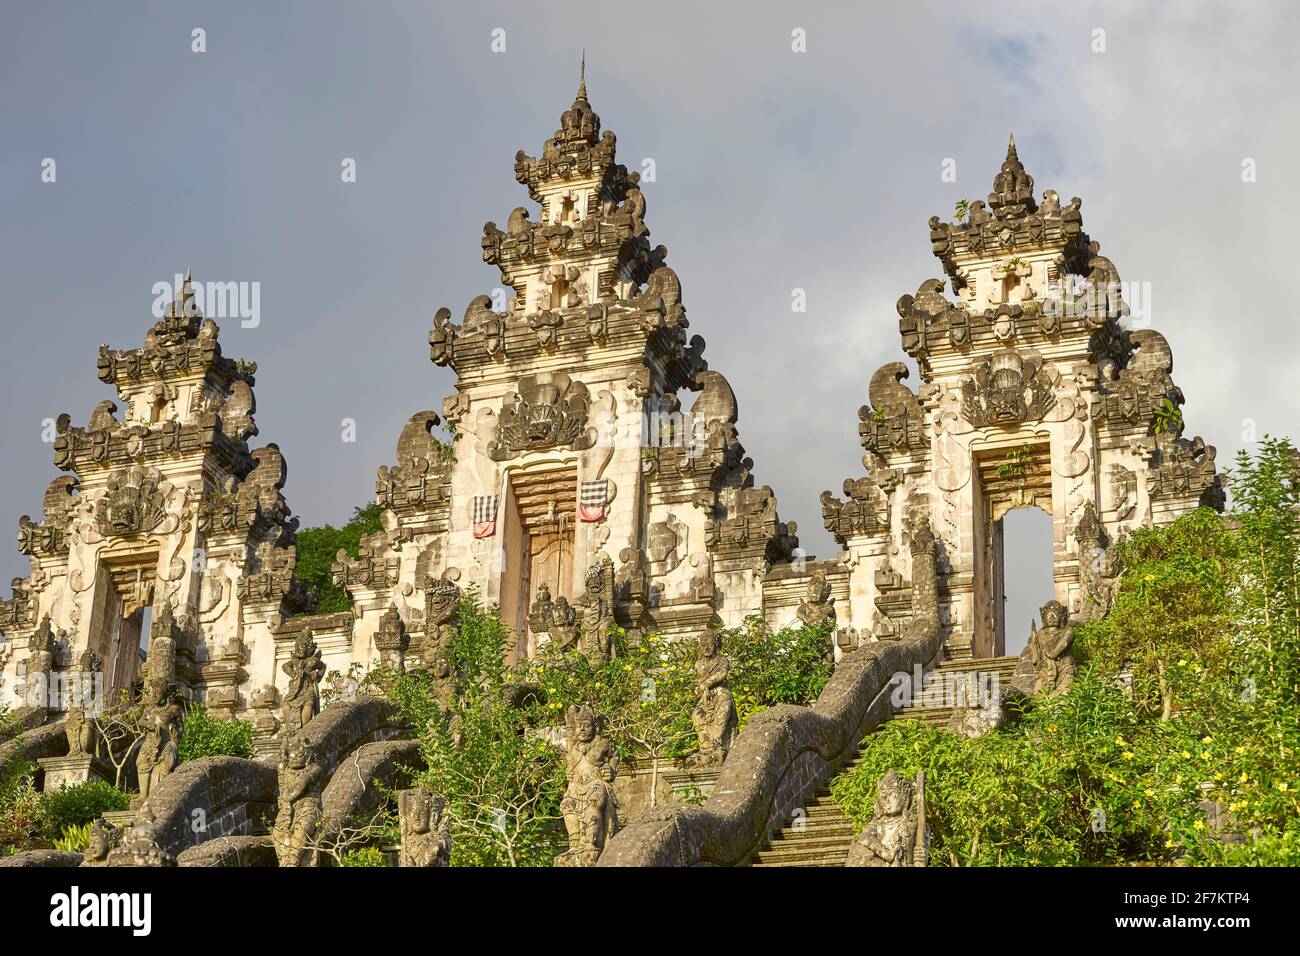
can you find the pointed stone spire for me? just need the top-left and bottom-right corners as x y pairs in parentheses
(577, 50), (588, 103)
(988, 132), (1036, 220)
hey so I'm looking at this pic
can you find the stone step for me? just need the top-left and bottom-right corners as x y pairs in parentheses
(775, 821), (855, 838)
(760, 833), (858, 852)
(752, 847), (851, 866)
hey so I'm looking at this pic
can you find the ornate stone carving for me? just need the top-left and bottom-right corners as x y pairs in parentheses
(961, 348), (1055, 427)
(273, 736), (325, 867)
(281, 630), (325, 736)
(136, 677), (181, 802)
(1011, 600), (1076, 696)
(579, 554), (616, 661)
(859, 363), (926, 453)
(397, 788), (451, 867)
(374, 604), (409, 672)
(530, 582), (578, 650)
(489, 374), (593, 461)
(94, 465), (172, 537)
(846, 770), (927, 867)
(687, 624), (737, 768)
(557, 704), (619, 867)
(821, 476), (888, 545)
(796, 569), (837, 631)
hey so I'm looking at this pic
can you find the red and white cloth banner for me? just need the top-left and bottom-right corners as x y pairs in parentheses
(578, 480), (609, 523)
(472, 494), (499, 539)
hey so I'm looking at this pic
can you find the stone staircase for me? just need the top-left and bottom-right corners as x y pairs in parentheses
(750, 655), (1020, 867)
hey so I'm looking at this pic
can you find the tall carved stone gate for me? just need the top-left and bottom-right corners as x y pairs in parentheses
(812, 136), (1222, 659)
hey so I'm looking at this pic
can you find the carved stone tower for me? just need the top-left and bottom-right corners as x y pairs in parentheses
(818, 137), (1222, 659)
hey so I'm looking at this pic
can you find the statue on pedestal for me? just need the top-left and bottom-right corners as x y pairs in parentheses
(281, 629), (325, 735)
(135, 677), (180, 802)
(687, 625), (737, 768)
(1011, 599), (1076, 696)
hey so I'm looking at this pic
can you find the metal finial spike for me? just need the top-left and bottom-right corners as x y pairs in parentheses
(577, 51), (587, 100)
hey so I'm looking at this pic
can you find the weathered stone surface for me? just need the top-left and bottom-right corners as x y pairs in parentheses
(112, 756), (278, 862)
(0, 849), (84, 868)
(319, 739), (422, 842)
(177, 834), (277, 867)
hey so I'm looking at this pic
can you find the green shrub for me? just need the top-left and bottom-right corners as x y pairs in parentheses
(339, 846), (388, 867)
(42, 780), (131, 842)
(294, 503), (383, 613)
(0, 774), (47, 855)
(52, 822), (92, 853)
(178, 705), (254, 762)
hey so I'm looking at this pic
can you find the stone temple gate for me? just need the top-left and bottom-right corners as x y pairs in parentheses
(0, 80), (1223, 727)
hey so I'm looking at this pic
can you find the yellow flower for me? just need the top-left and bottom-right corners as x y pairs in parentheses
(1181, 751), (1192, 759)
(1144, 788), (1156, 798)
(1201, 751), (1212, 761)
(1201, 736), (1213, 744)
(1115, 736), (1126, 745)
(1278, 782), (1289, 793)
(1048, 724), (1058, 733)
(1193, 820), (1205, 830)
(1122, 751), (1135, 760)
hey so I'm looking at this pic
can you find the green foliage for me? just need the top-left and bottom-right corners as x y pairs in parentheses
(293, 503), (383, 614)
(834, 438), (1300, 866)
(41, 780), (131, 843)
(392, 594), (567, 867)
(177, 705), (255, 762)
(1151, 397), (1184, 435)
(0, 769), (45, 855)
(722, 615), (834, 727)
(339, 846), (388, 867)
(52, 822), (92, 853)
(954, 198), (969, 221)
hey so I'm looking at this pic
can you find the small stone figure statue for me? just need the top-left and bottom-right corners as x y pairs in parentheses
(64, 648), (103, 757)
(846, 770), (927, 867)
(281, 629), (326, 736)
(579, 555), (616, 662)
(397, 788), (452, 867)
(688, 625), (738, 768)
(105, 811), (176, 867)
(273, 736), (325, 867)
(81, 818), (120, 866)
(135, 677), (181, 802)
(796, 569), (837, 631)
(1012, 599), (1076, 696)
(557, 704), (619, 866)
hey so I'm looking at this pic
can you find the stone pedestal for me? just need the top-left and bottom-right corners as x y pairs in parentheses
(37, 754), (113, 792)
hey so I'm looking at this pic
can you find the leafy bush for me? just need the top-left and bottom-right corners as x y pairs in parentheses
(178, 705), (254, 762)
(52, 822), (92, 853)
(294, 503), (383, 613)
(0, 773), (46, 855)
(42, 780), (131, 842)
(722, 615), (835, 727)
(339, 846), (387, 867)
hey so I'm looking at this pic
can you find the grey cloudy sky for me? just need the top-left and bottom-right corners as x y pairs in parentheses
(3, 1), (1297, 643)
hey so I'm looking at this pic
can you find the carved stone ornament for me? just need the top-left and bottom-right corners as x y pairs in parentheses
(846, 770), (927, 867)
(961, 347), (1055, 427)
(687, 624), (737, 768)
(557, 704), (619, 867)
(398, 788), (452, 867)
(488, 373), (594, 461)
(94, 465), (172, 537)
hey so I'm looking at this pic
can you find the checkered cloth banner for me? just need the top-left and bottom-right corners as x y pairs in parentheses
(472, 494), (499, 539)
(578, 480), (609, 522)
